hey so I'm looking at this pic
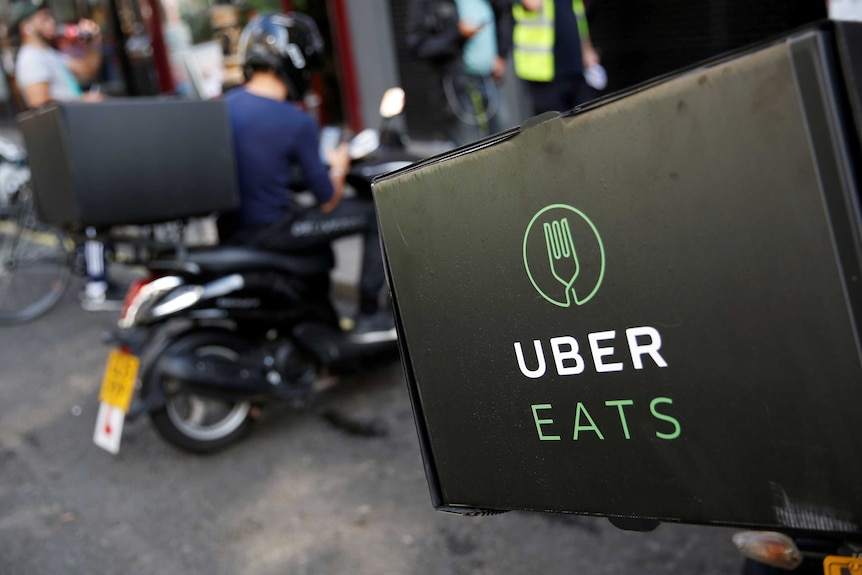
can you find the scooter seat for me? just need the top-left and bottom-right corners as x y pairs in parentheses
(152, 247), (333, 276)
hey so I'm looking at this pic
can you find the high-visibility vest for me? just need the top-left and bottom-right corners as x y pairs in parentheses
(512, 0), (589, 82)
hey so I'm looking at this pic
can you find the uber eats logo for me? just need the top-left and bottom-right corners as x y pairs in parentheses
(522, 204), (605, 307)
(516, 204), (681, 443)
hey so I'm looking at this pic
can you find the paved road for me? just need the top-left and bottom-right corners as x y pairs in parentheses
(0, 269), (745, 574)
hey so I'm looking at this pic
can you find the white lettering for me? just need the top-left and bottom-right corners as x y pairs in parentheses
(514, 340), (546, 379)
(626, 326), (668, 369)
(513, 326), (667, 379)
(550, 336), (585, 375)
(588, 331), (624, 373)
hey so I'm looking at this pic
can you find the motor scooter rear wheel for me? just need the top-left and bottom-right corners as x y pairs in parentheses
(147, 331), (256, 454)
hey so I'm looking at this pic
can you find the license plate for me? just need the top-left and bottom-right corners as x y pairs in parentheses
(98, 349), (140, 413)
(824, 556), (862, 575)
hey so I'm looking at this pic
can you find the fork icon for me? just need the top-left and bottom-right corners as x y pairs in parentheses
(543, 218), (580, 307)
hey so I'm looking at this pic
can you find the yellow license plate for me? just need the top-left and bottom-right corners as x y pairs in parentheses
(98, 349), (140, 413)
(824, 556), (862, 575)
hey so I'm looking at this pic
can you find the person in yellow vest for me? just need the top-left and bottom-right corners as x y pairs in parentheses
(512, 0), (602, 115)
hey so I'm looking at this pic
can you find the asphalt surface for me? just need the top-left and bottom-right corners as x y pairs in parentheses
(0, 256), (752, 575)
(0, 123), (745, 573)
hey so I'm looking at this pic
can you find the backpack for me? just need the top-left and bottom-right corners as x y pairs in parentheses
(406, 0), (463, 67)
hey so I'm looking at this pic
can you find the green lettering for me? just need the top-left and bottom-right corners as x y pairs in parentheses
(531, 404), (561, 441)
(573, 402), (605, 440)
(605, 399), (634, 439)
(650, 397), (681, 440)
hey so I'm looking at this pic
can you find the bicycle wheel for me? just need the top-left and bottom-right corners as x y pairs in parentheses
(0, 186), (73, 325)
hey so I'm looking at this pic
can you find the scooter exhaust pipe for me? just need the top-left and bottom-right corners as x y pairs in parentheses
(293, 322), (398, 368)
(157, 354), (309, 401)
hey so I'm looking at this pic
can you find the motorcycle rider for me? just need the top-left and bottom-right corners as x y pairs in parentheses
(220, 13), (393, 337)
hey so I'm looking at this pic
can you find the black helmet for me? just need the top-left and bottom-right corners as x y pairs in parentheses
(238, 13), (324, 100)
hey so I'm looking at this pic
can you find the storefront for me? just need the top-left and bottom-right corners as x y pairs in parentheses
(138, 0), (402, 130)
(0, 0), (161, 112)
(1, 0), (403, 132)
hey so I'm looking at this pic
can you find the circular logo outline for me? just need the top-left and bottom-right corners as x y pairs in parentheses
(522, 204), (606, 307)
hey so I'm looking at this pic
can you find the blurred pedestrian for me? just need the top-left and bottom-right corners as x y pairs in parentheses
(512, 0), (604, 115)
(10, 0), (102, 108)
(10, 0), (121, 311)
(407, 0), (513, 145)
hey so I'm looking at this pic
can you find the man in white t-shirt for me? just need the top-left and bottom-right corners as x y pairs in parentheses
(11, 0), (123, 311)
(11, 0), (102, 108)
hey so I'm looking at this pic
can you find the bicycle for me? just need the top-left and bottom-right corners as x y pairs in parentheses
(0, 140), (74, 324)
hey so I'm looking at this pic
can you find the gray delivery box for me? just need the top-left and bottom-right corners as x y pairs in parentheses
(18, 98), (239, 228)
(373, 22), (862, 534)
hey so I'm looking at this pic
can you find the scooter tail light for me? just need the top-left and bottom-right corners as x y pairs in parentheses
(118, 274), (183, 328)
(732, 531), (803, 570)
(120, 277), (152, 321)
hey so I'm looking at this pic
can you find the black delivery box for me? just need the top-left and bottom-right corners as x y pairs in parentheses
(18, 98), (239, 228)
(373, 22), (862, 535)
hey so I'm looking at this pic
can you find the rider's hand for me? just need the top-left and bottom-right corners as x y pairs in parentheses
(321, 143), (349, 213)
(326, 142), (350, 178)
(521, 0), (542, 11)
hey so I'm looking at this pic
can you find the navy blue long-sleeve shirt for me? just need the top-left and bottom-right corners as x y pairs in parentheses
(225, 88), (333, 227)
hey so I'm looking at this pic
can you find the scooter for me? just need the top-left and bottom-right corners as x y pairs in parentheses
(94, 88), (417, 454)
